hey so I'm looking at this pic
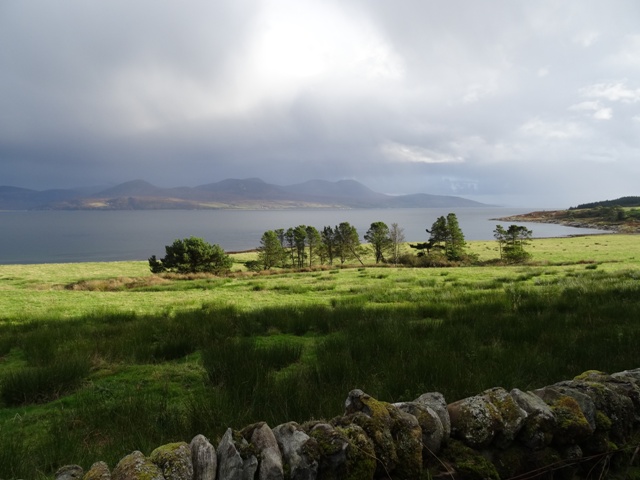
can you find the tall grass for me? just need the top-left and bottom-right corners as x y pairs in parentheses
(1, 266), (640, 478)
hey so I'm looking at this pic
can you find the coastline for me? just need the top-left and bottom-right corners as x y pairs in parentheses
(494, 209), (640, 234)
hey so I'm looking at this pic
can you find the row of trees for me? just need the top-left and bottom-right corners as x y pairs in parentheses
(254, 222), (406, 271)
(148, 216), (533, 274)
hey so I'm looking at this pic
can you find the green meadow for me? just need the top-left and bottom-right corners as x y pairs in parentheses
(0, 234), (639, 478)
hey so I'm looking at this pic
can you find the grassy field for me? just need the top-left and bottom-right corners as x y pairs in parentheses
(0, 234), (639, 478)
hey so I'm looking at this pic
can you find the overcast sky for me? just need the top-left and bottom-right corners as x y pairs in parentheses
(1, 1), (639, 207)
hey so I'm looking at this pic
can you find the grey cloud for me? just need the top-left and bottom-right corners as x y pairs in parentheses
(1, 1), (639, 207)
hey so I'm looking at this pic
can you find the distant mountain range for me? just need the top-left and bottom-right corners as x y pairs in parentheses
(0, 178), (487, 210)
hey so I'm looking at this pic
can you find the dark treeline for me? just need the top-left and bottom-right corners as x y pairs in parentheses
(572, 196), (640, 209)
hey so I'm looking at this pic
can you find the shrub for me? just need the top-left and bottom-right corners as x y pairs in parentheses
(149, 237), (232, 274)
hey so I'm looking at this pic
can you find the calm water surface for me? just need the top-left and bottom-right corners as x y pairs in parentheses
(0, 208), (607, 264)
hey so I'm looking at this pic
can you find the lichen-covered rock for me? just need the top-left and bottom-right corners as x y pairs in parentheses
(217, 428), (244, 480)
(112, 451), (164, 480)
(415, 392), (450, 435)
(344, 389), (422, 479)
(273, 422), (318, 480)
(56, 465), (84, 480)
(492, 445), (528, 479)
(556, 378), (635, 442)
(190, 434), (216, 480)
(448, 394), (501, 449)
(245, 422), (284, 480)
(150, 442), (193, 480)
(344, 391), (398, 476)
(394, 401), (444, 454)
(335, 423), (376, 480)
(83, 461), (111, 480)
(388, 403), (423, 479)
(547, 394), (593, 446)
(439, 439), (500, 480)
(510, 388), (556, 449)
(414, 391), (451, 439)
(612, 368), (640, 384)
(482, 387), (528, 448)
(534, 385), (597, 432)
(307, 422), (349, 480)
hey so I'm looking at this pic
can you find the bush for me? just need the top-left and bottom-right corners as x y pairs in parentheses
(149, 237), (232, 274)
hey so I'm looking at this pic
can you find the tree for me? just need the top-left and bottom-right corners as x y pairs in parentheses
(494, 224), (533, 263)
(284, 228), (296, 267)
(364, 221), (392, 264)
(445, 212), (466, 261)
(305, 225), (322, 266)
(321, 226), (336, 265)
(149, 237), (232, 274)
(292, 225), (307, 268)
(389, 223), (405, 266)
(257, 230), (287, 270)
(411, 213), (467, 261)
(334, 222), (364, 265)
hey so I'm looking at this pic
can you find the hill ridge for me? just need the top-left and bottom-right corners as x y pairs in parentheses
(0, 178), (487, 210)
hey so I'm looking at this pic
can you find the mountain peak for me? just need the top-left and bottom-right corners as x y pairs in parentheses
(97, 180), (162, 197)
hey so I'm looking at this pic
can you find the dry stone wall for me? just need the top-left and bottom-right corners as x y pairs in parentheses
(57, 368), (640, 480)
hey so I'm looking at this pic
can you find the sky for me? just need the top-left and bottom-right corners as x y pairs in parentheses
(1, 1), (639, 207)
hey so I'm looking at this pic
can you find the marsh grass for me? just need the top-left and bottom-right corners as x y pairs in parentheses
(1, 235), (640, 477)
(1, 355), (90, 406)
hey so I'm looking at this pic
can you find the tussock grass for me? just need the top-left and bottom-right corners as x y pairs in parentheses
(1, 235), (640, 477)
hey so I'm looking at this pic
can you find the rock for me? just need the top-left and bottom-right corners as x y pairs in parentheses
(344, 389), (422, 479)
(448, 394), (502, 449)
(394, 401), (444, 454)
(217, 429), (244, 480)
(534, 388), (593, 446)
(482, 387), (528, 448)
(612, 368), (640, 384)
(414, 391), (451, 439)
(83, 461), (111, 480)
(246, 422), (284, 480)
(510, 388), (556, 449)
(307, 423), (349, 479)
(273, 422), (318, 480)
(556, 378), (636, 442)
(56, 465), (84, 480)
(242, 455), (258, 480)
(534, 385), (597, 432)
(150, 442), (193, 480)
(216, 428), (260, 480)
(191, 434), (217, 480)
(112, 451), (165, 480)
(336, 423), (376, 480)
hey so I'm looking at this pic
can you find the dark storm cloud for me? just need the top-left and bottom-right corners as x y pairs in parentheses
(1, 0), (639, 206)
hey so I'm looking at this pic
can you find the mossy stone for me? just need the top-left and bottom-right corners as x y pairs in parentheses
(308, 423), (348, 480)
(82, 462), (110, 480)
(112, 451), (164, 480)
(448, 395), (502, 449)
(440, 439), (499, 480)
(493, 445), (527, 479)
(336, 424), (376, 480)
(150, 442), (193, 480)
(482, 387), (527, 448)
(550, 395), (592, 445)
